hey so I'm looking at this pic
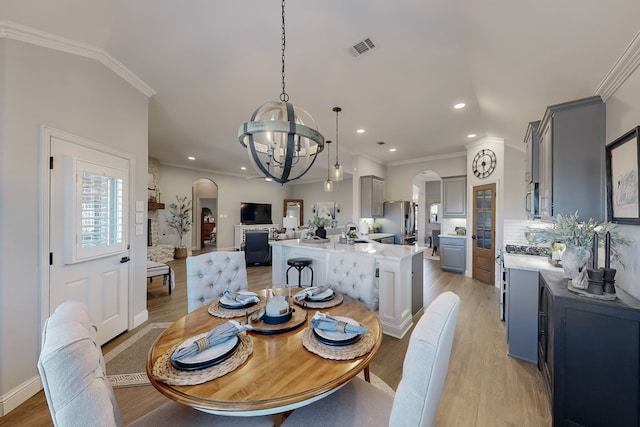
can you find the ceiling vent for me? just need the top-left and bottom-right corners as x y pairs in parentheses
(350, 37), (377, 57)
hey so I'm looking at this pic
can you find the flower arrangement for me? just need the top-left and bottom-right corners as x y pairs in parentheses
(167, 195), (192, 247)
(526, 211), (630, 266)
(308, 216), (335, 229)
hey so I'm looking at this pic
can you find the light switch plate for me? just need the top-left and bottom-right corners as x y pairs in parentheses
(135, 212), (144, 223)
(135, 224), (144, 236)
(136, 201), (144, 212)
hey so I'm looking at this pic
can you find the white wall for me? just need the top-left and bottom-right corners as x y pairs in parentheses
(0, 39), (149, 412)
(158, 165), (290, 250)
(503, 144), (528, 220)
(603, 67), (640, 300)
(291, 178), (353, 226)
(386, 154), (466, 201)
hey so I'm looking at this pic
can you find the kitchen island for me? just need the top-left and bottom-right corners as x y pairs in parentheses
(270, 236), (425, 338)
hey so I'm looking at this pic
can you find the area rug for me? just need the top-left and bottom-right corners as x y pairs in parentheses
(104, 322), (172, 388)
(104, 322), (395, 397)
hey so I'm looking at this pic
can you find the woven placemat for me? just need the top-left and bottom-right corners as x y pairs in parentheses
(301, 328), (375, 360)
(293, 292), (343, 309)
(208, 297), (266, 318)
(151, 334), (253, 385)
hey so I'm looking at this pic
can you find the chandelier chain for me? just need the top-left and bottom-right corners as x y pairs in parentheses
(280, 0), (288, 102)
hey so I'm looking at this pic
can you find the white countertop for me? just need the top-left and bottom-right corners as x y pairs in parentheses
(364, 233), (395, 240)
(270, 234), (424, 260)
(504, 253), (562, 272)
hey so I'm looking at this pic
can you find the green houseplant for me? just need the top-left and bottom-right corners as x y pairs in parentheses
(167, 195), (192, 258)
(527, 212), (628, 264)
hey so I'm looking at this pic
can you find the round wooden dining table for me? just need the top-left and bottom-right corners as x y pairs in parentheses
(146, 288), (382, 416)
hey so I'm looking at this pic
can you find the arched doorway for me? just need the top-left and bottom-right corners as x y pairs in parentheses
(192, 178), (218, 251)
(412, 170), (441, 250)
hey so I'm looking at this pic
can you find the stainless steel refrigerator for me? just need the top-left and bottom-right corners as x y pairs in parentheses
(378, 201), (416, 245)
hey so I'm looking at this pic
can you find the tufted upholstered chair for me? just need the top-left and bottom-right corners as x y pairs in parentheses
(326, 252), (378, 310)
(37, 300), (274, 427)
(282, 291), (460, 427)
(186, 251), (248, 312)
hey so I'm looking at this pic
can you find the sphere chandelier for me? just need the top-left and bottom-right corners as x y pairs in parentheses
(238, 0), (324, 184)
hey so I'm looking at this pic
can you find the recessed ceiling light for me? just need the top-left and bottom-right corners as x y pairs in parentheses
(454, 103), (465, 109)
(389, 148), (397, 152)
(467, 134), (476, 138)
(187, 156), (195, 160)
(241, 166), (247, 170)
(356, 129), (365, 134)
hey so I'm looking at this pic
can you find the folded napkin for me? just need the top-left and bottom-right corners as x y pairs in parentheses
(171, 320), (252, 362)
(311, 312), (368, 335)
(294, 286), (331, 301)
(223, 290), (260, 305)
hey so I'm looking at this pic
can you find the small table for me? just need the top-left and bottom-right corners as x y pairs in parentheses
(146, 289), (382, 416)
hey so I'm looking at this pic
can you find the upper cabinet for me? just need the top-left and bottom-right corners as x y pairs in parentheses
(361, 175), (384, 217)
(524, 121), (540, 184)
(537, 96), (605, 221)
(442, 176), (466, 218)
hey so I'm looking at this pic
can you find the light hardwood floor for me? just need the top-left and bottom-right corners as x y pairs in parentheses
(0, 250), (551, 426)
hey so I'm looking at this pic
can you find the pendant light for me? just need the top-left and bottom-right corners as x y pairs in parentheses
(324, 140), (334, 192)
(237, 0), (324, 184)
(332, 106), (343, 181)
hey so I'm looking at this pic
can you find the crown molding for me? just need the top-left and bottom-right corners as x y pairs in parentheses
(595, 30), (640, 101)
(0, 20), (155, 97)
(386, 151), (466, 167)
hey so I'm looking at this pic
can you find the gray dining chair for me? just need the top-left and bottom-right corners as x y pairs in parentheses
(326, 252), (378, 310)
(37, 300), (274, 427)
(186, 251), (249, 312)
(282, 291), (461, 427)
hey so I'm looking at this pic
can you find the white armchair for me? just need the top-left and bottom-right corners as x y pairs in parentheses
(37, 300), (273, 427)
(326, 252), (378, 310)
(186, 251), (248, 312)
(282, 291), (461, 427)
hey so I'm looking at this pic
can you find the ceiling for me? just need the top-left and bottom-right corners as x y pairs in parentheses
(3, 0), (640, 182)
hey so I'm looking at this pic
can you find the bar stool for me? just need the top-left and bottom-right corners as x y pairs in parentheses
(286, 257), (314, 287)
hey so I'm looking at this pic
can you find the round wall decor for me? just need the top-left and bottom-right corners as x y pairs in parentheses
(472, 148), (497, 178)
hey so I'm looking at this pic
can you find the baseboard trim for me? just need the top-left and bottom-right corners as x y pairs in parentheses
(0, 374), (42, 416)
(133, 309), (149, 329)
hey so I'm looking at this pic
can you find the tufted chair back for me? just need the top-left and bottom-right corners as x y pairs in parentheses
(326, 252), (378, 310)
(38, 300), (124, 427)
(186, 251), (249, 312)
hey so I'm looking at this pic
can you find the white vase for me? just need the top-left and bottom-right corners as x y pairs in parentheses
(561, 245), (591, 288)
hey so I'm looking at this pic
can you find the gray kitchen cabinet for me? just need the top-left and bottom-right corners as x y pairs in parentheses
(506, 268), (538, 363)
(411, 252), (424, 315)
(439, 236), (466, 274)
(442, 176), (466, 218)
(361, 175), (384, 217)
(524, 121), (540, 219)
(539, 269), (640, 427)
(537, 96), (605, 221)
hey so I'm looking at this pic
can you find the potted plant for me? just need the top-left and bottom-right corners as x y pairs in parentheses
(372, 221), (382, 233)
(167, 195), (192, 259)
(526, 211), (629, 286)
(307, 216), (335, 239)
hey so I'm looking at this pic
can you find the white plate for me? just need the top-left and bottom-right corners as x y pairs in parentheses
(219, 291), (259, 307)
(174, 332), (239, 365)
(314, 316), (359, 341)
(306, 288), (334, 301)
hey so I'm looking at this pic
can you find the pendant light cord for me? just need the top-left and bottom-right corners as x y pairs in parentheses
(280, 0), (289, 102)
(333, 107), (341, 163)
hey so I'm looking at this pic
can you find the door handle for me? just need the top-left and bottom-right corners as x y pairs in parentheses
(471, 235), (477, 240)
(120, 256), (131, 263)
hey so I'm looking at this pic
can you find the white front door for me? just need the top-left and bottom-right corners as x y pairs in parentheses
(49, 135), (130, 345)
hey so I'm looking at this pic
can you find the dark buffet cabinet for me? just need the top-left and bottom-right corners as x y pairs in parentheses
(538, 270), (640, 427)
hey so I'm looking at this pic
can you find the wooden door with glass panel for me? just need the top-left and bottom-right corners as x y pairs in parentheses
(472, 184), (496, 284)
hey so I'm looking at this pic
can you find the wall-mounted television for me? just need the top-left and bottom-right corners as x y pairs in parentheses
(240, 202), (272, 225)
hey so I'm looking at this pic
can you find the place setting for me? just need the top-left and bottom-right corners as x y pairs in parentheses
(245, 288), (308, 334)
(292, 285), (343, 309)
(302, 311), (375, 360)
(207, 289), (266, 318)
(151, 320), (254, 386)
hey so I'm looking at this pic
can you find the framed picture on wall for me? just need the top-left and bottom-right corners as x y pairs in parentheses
(606, 126), (640, 224)
(315, 201), (335, 220)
